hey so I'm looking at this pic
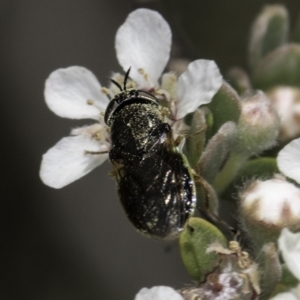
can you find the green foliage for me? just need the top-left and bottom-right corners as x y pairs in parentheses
(205, 82), (241, 139)
(179, 217), (227, 281)
(248, 5), (289, 69)
(253, 44), (300, 89)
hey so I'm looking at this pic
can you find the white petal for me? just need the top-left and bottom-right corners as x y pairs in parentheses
(175, 60), (222, 120)
(269, 291), (299, 300)
(278, 228), (300, 281)
(45, 66), (109, 120)
(71, 123), (110, 148)
(134, 286), (183, 300)
(40, 135), (108, 189)
(115, 9), (171, 89)
(277, 138), (300, 184)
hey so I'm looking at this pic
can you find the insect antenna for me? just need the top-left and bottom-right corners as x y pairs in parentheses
(110, 79), (123, 91)
(136, 89), (159, 103)
(123, 67), (131, 91)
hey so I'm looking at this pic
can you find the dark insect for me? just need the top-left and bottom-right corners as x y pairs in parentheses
(105, 68), (196, 239)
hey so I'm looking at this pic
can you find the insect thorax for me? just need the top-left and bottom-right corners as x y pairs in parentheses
(110, 102), (166, 154)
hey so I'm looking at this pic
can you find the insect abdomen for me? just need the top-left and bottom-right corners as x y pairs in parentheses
(117, 148), (195, 239)
(109, 100), (196, 239)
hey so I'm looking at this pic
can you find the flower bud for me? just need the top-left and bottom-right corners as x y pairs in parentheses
(239, 175), (300, 251)
(248, 5), (289, 69)
(179, 241), (260, 300)
(257, 243), (282, 299)
(211, 93), (279, 195)
(268, 86), (300, 142)
(237, 91), (279, 155)
(252, 44), (300, 90)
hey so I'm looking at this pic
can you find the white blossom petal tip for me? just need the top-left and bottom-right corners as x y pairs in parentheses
(269, 290), (299, 300)
(175, 59), (223, 120)
(134, 286), (183, 300)
(277, 137), (300, 184)
(115, 8), (171, 89)
(44, 66), (109, 120)
(278, 228), (300, 281)
(40, 135), (108, 189)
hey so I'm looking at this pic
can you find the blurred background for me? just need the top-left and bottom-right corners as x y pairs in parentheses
(0, 0), (299, 299)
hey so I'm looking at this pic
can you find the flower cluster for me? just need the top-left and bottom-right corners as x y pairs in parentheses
(40, 5), (300, 300)
(40, 9), (222, 189)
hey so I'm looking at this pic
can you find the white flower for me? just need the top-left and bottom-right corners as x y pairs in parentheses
(270, 287), (300, 300)
(279, 228), (300, 281)
(269, 229), (300, 300)
(40, 67), (111, 189)
(277, 137), (300, 185)
(134, 286), (183, 300)
(40, 8), (222, 189)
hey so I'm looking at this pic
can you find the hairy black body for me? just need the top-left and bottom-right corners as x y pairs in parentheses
(105, 89), (196, 239)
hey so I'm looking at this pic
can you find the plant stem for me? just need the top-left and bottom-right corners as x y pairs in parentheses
(213, 151), (249, 195)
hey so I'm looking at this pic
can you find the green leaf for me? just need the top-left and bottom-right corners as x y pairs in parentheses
(280, 264), (299, 288)
(205, 81), (241, 139)
(249, 5), (289, 70)
(194, 177), (219, 216)
(291, 12), (300, 43)
(222, 157), (278, 199)
(198, 121), (237, 184)
(252, 44), (300, 90)
(239, 157), (278, 178)
(226, 67), (252, 96)
(267, 265), (299, 298)
(179, 217), (227, 281)
(256, 243), (282, 300)
(184, 109), (207, 168)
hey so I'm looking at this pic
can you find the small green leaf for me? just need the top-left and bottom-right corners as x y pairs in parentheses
(198, 121), (237, 184)
(249, 5), (289, 70)
(257, 243), (282, 300)
(252, 44), (300, 90)
(226, 67), (252, 96)
(280, 264), (299, 288)
(205, 81), (241, 139)
(267, 265), (299, 298)
(184, 109), (207, 168)
(291, 12), (300, 43)
(195, 177), (219, 215)
(179, 217), (227, 281)
(222, 157), (278, 199)
(239, 157), (278, 179)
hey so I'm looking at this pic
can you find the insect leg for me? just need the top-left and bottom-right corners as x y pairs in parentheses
(84, 150), (108, 155)
(193, 172), (239, 239)
(174, 125), (207, 147)
(185, 125), (207, 138)
(174, 135), (185, 147)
